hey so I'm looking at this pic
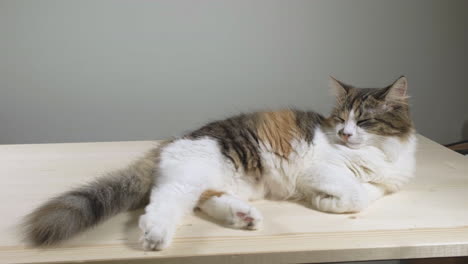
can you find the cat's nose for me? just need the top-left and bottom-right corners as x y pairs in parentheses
(339, 130), (353, 141)
(342, 133), (352, 141)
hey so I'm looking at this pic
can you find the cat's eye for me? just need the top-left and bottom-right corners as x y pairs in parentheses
(357, 119), (372, 126)
(334, 116), (345, 123)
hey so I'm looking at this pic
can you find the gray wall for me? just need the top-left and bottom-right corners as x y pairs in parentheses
(1, 0), (467, 145)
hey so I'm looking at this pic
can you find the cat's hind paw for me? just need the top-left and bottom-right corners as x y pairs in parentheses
(139, 214), (175, 251)
(227, 205), (263, 230)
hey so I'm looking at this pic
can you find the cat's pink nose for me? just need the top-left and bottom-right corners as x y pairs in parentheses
(339, 130), (352, 141)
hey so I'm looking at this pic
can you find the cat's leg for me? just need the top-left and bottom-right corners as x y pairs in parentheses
(197, 192), (263, 230)
(303, 165), (370, 213)
(139, 138), (227, 250)
(139, 178), (205, 250)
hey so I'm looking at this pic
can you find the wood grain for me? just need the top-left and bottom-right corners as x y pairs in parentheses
(1, 135), (467, 264)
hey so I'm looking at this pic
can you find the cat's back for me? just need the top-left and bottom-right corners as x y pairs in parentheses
(186, 109), (326, 175)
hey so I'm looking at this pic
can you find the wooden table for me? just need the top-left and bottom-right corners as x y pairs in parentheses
(1, 135), (467, 264)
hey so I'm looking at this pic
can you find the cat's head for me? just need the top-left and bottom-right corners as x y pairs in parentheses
(328, 76), (413, 148)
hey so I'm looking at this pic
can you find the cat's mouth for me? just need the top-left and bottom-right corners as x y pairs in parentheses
(336, 138), (362, 149)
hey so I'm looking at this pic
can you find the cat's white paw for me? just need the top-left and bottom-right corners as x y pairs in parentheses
(313, 194), (345, 213)
(312, 193), (367, 213)
(227, 203), (263, 230)
(139, 214), (175, 251)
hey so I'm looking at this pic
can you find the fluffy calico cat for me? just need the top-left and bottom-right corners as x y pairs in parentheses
(23, 76), (416, 251)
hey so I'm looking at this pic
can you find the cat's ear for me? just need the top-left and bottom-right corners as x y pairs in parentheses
(329, 76), (350, 103)
(382, 76), (409, 102)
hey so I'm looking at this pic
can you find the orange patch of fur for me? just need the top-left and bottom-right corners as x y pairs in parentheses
(198, 190), (225, 204)
(256, 110), (299, 158)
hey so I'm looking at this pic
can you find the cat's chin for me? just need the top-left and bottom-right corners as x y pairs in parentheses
(345, 142), (363, 149)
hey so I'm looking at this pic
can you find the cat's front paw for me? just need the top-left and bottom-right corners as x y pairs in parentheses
(312, 193), (367, 214)
(139, 214), (175, 251)
(227, 204), (263, 230)
(313, 194), (343, 213)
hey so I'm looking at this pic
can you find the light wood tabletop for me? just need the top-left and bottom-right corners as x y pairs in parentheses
(1, 135), (467, 264)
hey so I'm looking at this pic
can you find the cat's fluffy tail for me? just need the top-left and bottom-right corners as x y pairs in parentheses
(22, 142), (168, 246)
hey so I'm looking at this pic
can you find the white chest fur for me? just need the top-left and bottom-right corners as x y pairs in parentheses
(256, 129), (416, 199)
(309, 128), (417, 192)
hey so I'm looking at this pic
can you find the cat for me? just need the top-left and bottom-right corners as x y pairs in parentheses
(23, 76), (416, 251)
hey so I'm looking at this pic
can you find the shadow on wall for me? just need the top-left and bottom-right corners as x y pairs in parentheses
(462, 120), (468, 140)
